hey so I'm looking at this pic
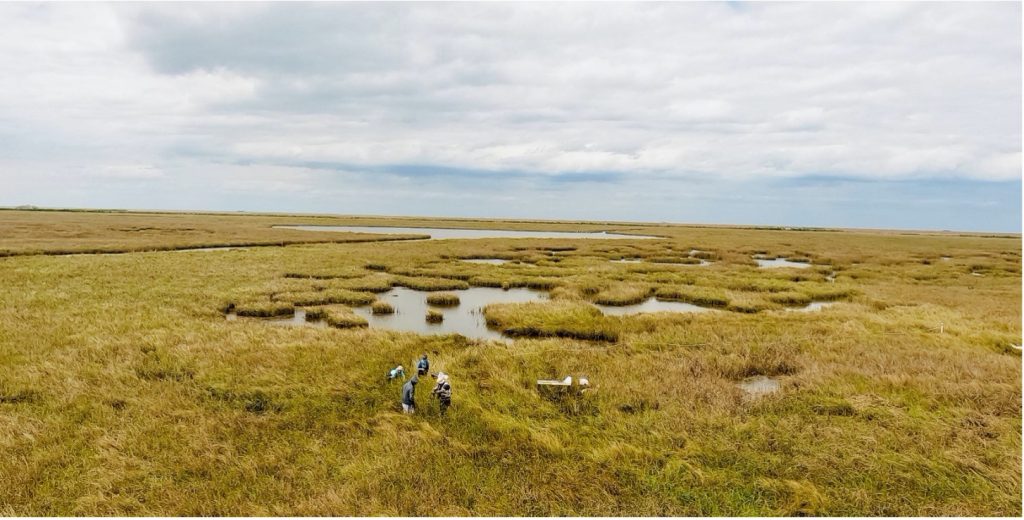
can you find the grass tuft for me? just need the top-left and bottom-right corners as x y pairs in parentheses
(233, 300), (295, 317)
(371, 300), (395, 315)
(592, 283), (652, 306)
(324, 307), (369, 328)
(426, 292), (461, 306)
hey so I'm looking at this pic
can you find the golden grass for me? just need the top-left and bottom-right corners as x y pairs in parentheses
(425, 309), (444, 323)
(371, 301), (395, 315)
(655, 285), (730, 307)
(232, 300), (294, 318)
(0, 209), (423, 256)
(484, 301), (621, 341)
(329, 274), (394, 293)
(395, 276), (470, 291)
(0, 209), (1019, 515)
(591, 282), (653, 306)
(324, 307), (369, 328)
(426, 292), (461, 306)
(275, 288), (376, 307)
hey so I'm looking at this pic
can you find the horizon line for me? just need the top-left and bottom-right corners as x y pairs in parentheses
(2, 205), (1019, 237)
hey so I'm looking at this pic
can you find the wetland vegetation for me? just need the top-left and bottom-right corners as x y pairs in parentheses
(0, 209), (1020, 515)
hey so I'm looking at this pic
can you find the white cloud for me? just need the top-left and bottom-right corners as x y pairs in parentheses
(0, 1), (1019, 225)
(91, 164), (164, 180)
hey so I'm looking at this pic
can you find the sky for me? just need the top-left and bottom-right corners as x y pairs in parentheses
(0, 2), (1020, 232)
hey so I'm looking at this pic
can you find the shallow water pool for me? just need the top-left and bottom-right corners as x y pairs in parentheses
(274, 225), (659, 240)
(737, 376), (780, 397)
(754, 257), (812, 269)
(595, 298), (714, 316)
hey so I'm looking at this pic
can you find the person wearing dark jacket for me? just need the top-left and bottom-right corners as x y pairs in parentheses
(401, 376), (418, 414)
(416, 354), (430, 376)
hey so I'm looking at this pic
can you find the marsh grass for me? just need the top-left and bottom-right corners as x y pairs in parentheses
(484, 301), (621, 341)
(426, 292), (461, 306)
(425, 309), (444, 323)
(371, 301), (395, 315)
(0, 210), (1020, 516)
(647, 256), (702, 265)
(276, 288), (376, 307)
(329, 274), (394, 293)
(395, 276), (470, 291)
(324, 307), (369, 328)
(767, 291), (813, 306)
(283, 267), (365, 279)
(592, 283), (653, 306)
(655, 286), (730, 307)
(303, 307), (327, 321)
(233, 300), (295, 317)
(725, 293), (778, 314)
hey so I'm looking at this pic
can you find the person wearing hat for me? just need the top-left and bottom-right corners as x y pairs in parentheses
(387, 365), (406, 382)
(416, 354), (430, 376)
(431, 372), (452, 416)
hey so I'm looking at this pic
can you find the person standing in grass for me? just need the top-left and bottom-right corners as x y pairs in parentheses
(401, 376), (418, 414)
(431, 373), (452, 416)
(417, 354), (430, 376)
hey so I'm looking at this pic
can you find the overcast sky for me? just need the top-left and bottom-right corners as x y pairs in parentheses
(0, 2), (1020, 231)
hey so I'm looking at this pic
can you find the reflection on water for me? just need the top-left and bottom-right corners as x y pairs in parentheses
(274, 225), (658, 240)
(595, 298), (714, 316)
(173, 246), (251, 253)
(226, 287), (548, 340)
(461, 259), (511, 265)
(267, 308), (328, 327)
(611, 258), (711, 266)
(754, 257), (812, 268)
(786, 301), (835, 312)
(174, 246), (249, 252)
(223, 308), (327, 327)
(350, 286), (547, 340)
(737, 375), (780, 398)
